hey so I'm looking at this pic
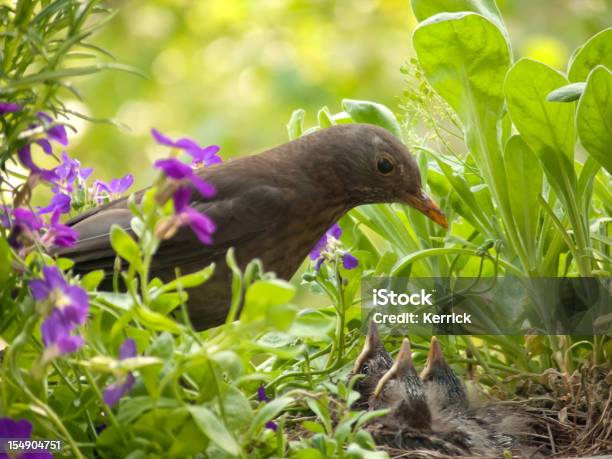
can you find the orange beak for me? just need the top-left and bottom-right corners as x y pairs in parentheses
(404, 190), (448, 229)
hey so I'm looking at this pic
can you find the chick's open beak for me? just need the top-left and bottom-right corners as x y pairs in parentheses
(404, 190), (448, 229)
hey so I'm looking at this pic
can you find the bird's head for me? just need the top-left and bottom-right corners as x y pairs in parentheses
(420, 337), (468, 409)
(314, 124), (448, 228)
(371, 338), (432, 429)
(350, 321), (393, 405)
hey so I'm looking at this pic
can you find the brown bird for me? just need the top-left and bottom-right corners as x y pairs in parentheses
(58, 124), (447, 329)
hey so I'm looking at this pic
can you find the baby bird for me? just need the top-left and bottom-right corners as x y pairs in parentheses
(351, 332), (529, 456)
(420, 337), (469, 410)
(349, 321), (393, 409)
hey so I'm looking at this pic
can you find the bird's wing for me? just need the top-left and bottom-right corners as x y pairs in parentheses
(59, 184), (291, 273)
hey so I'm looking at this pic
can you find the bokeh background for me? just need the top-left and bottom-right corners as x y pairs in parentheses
(65, 0), (610, 186)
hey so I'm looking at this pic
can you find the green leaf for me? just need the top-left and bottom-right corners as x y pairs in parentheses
(247, 396), (293, 437)
(287, 108), (306, 140)
(413, 13), (510, 123)
(155, 264), (215, 294)
(188, 405), (240, 456)
(81, 270), (106, 290)
(0, 238), (11, 285)
(317, 106), (333, 128)
(241, 279), (296, 323)
(341, 99), (401, 138)
(222, 385), (254, 432)
(568, 27), (612, 82)
(410, 0), (506, 37)
(110, 225), (141, 268)
(547, 82), (586, 102)
(576, 66), (612, 175)
(504, 135), (542, 264)
(505, 58), (576, 159)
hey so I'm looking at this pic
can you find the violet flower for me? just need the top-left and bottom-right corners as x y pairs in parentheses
(154, 158), (215, 199)
(40, 208), (79, 248)
(30, 266), (88, 325)
(37, 193), (71, 215)
(156, 186), (216, 244)
(41, 310), (84, 358)
(0, 417), (54, 459)
(52, 152), (92, 194)
(17, 144), (57, 183)
(103, 338), (137, 407)
(309, 223), (359, 271)
(7, 208), (43, 249)
(93, 174), (134, 203)
(151, 128), (222, 168)
(0, 102), (21, 114)
(38, 112), (68, 146)
(257, 385), (270, 402)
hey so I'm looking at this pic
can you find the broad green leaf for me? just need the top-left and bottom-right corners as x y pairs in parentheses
(547, 82), (586, 102)
(410, 0), (506, 37)
(568, 27), (612, 82)
(576, 66), (612, 174)
(504, 136), (542, 263)
(81, 270), (106, 290)
(287, 108), (305, 140)
(188, 405), (240, 456)
(505, 58), (576, 159)
(241, 279), (295, 323)
(341, 99), (401, 138)
(110, 225), (141, 268)
(412, 13), (514, 242)
(413, 12), (510, 121)
(222, 385), (254, 432)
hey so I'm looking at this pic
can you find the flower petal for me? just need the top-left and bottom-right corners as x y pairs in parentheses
(119, 338), (137, 360)
(342, 252), (359, 270)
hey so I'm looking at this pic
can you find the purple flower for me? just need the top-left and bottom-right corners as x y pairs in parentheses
(7, 208), (43, 249)
(103, 373), (136, 408)
(342, 252), (359, 269)
(119, 338), (137, 359)
(265, 421), (278, 432)
(37, 193), (71, 215)
(40, 209), (79, 248)
(257, 385), (270, 402)
(0, 417), (54, 459)
(41, 310), (84, 357)
(309, 223), (358, 271)
(38, 112), (68, 146)
(103, 338), (137, 407)
(30, 266), (88, 325)
(93, 174), (134, 203)
(0, 102), (22, 114)
(172, 186), (216, 244)
(17, 144), (57, 183)
(151, 128), (222, 168)
(154, 158), (216, 199)
(52, 152), (91, 194)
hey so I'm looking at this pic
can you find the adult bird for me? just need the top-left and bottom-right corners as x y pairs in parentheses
(58, 124), (448, 329)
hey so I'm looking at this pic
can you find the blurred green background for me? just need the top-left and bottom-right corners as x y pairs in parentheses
(66, 0), (610, 186)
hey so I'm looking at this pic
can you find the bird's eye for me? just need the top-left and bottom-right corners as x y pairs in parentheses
(377, 157), (394, 175)
(361, 363), (370, 374)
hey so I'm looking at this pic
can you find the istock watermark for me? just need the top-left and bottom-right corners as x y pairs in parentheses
(361, 277), (611, 336)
